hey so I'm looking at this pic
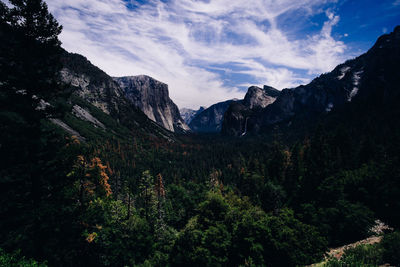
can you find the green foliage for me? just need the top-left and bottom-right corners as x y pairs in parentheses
(1, 0), (400, 266)
(381, 231), (400, 266)
(7, 0), (62, 44)
(165, 183), (204, 229)
(0, 248), (47, 267)
(172, 191), (327, 266)
(81, 199), (153, 266)
(324, 243), (383, 267)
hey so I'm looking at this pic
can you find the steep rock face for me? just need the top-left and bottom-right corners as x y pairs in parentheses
(221, 101), (249, 136)
(189, 99), (237, 133)
(114, 75), (189, 133)
(59, 51), (176, 140)
(244, 86), (280, 109)
(60, 52), (125, 116)
(222, 86), (280, 136)
(180, 107), (205, 125)
(223, 26), (400, 136)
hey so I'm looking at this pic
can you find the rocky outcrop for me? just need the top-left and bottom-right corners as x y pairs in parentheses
(189, 99), (237, 133)
(72, 104), (105, 129)
(60, 51), (188, 134)
(244, 86), (280, 109)
(223, 26), (400, 136)
(180, 107), (205, 125)
(114, 75), (190, 133)
(222, 86), (280, 136)
(60, 52), (127, 117)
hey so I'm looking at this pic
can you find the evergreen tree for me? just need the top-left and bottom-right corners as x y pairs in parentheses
(0, 0), (68, 263)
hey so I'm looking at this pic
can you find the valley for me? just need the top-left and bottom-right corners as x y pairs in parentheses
(1, 1), (400, 266)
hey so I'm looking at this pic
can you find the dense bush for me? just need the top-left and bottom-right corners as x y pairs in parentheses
(382, 231), (400, 266)
(0, 249), (46, 267)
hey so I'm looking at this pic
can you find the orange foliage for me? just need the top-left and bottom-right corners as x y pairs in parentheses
(106, 161), (114, 176)
(89, 157), (112, 197)
(155, 173), (166, 198)
(283, 149), (292, 169)
(86, 232), (97, 243)
(71, 135), (81, 144)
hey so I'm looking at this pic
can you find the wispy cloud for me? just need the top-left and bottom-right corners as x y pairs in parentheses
(48, 0), (348, 109)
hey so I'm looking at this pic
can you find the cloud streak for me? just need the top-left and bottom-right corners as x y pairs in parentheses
(48, 0), (349, 109)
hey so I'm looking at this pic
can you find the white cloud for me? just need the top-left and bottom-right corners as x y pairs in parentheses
(47, 0), (348, 109)
(394, 0), (400, 6)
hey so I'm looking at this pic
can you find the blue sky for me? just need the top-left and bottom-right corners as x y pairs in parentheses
(47, 0), (400, 109)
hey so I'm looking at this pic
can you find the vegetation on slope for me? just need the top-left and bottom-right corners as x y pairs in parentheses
(1, 0), (400, 266)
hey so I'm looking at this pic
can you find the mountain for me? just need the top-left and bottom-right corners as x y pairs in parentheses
(5, 2), (400, 266)
(188, 99), (238, 133)
(180, 107), (205, 124)
(222, 26), (400, 136)
(60, 51), (176, 140)
(60, 51), (188, 134)
(114, 75), (190, 133)
(222, 85), (280, 136)
(60, 52), (127, 117)
(243, 85), (280, 109)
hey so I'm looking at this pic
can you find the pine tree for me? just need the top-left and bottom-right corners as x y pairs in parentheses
(0, 0), (67, 263)
(154, 173), (166, 238)
(138, 171), (155, 221)
(7, 0), (62, 44)
(1, 0), (63, 109)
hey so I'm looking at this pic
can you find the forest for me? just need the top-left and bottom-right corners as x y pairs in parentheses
(1, 0), (400, 266)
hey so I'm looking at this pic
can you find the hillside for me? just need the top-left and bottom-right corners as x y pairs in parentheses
(0, 1), (399, 267)
(223, 26), (400, 136)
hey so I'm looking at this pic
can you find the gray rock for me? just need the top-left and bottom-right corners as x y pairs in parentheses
(222, 85), (280, 136)
(243, 86), (279, 109)
(60, 52), (187, 134)
(72, 104), (106, 129)
(180, 107), (205, 124)
(114, 75), (190, 133)
(189, 99), (237, 133)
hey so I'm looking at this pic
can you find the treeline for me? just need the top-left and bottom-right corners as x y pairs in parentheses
(1, 0), (400, 266)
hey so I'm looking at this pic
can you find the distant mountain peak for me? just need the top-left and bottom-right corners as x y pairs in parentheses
(243, 85), (279, 109)
(189, 99), (237, 133)
(180, 107), (205, 125)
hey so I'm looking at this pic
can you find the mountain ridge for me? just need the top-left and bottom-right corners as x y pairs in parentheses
(180, 107), (205, 125)
(60, 51), (188, 134)
(188, 99), (238, 133)
(222, 26), (400, 136)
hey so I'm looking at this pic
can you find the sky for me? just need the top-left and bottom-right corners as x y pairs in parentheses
(47, 0), (400, 109)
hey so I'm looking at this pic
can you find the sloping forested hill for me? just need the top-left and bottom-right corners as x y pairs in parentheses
(0, 1), (399, 266)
